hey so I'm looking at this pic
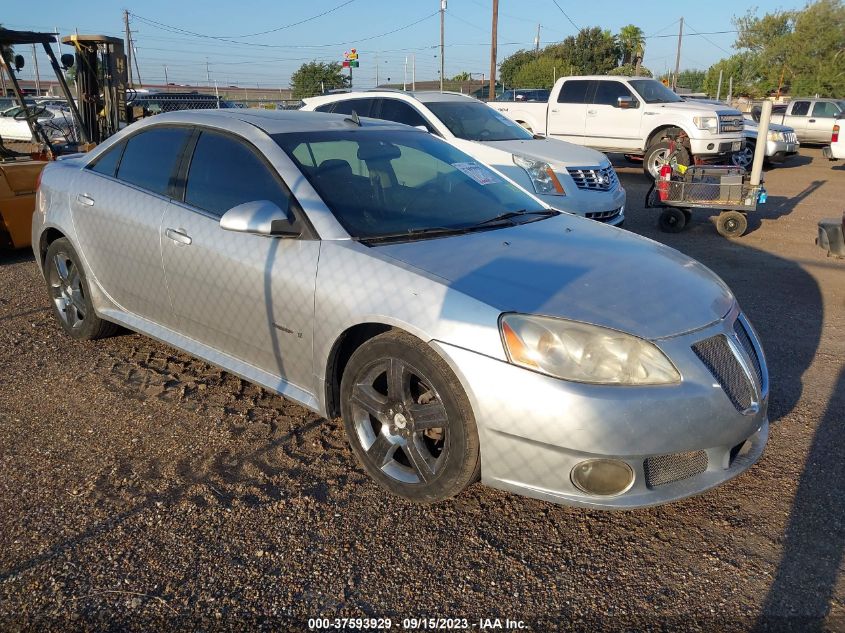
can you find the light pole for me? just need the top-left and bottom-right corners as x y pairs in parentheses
(440, 0), (447, 92)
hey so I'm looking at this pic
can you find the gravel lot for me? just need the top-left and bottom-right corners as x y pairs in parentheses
(1, 147), (843, 631)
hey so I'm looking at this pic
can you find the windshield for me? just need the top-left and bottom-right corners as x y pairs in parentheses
(274, 129), (547, 240)
(628, 79), (684, 104)
(424, 101), (534, 142)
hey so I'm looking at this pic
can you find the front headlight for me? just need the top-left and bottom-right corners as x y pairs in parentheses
(693, 116), (719, 133)
(500, 314), (681, 385)
(767, 131), (784, 142)
(513, 154), (565, 196)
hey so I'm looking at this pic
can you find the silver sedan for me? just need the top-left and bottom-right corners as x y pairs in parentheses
(32, 109), (769, 508)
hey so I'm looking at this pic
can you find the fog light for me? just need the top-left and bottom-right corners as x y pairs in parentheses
(571, 459), (634, 496)
(707, 143), (715, 150)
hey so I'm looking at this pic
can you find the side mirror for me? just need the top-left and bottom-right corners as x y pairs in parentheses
(219, 200), (300, 237)
(617, 96), (638, 109)
(13, 55), (25, 72)
(60, 54), (75, 70)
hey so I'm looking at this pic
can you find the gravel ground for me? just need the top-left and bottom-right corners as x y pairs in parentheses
(1, 147), (843, 632)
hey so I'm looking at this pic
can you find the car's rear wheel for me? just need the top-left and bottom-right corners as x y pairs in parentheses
(45, 238), (118, 340)
(340, 331), (480, 502)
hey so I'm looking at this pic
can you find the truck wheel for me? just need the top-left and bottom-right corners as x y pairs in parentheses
(658, 208), (687, 233)
(644, 141), (690, 179)
(716, 211), (748, 238)
(730, 142), (755, 170)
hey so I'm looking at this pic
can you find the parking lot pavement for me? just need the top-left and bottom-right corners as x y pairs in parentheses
(1, 147), (843, 630)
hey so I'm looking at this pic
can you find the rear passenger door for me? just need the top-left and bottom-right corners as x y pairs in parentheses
(546, 79), (591, 141)
(72, 126), (192, 322)
(160, 128), (320, 391)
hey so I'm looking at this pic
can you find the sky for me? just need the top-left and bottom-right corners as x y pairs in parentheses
(3, 0), (806, 90)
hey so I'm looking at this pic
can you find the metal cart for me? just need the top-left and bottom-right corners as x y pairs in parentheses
(646, 164), (767, 238)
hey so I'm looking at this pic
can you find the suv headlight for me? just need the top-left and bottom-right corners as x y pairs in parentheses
(767, 131), (785, 142)
(693, 116), (719, 133)
(513, 154), (565, 196)
(500, 314), (680, 385)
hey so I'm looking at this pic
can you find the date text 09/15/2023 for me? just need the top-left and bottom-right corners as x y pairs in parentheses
(307, 617), (528, 630)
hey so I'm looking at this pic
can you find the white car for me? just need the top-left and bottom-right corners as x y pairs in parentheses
(823, 117), (844, 161)
(0, 104), (75, 142)
(302, 91), (626, 226)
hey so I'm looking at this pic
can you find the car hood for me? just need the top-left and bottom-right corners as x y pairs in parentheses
(743, 119), (794, 133)
(646, 101), (741, 116)
(375, 215), (734, 340)
(480, 138), (609, 168)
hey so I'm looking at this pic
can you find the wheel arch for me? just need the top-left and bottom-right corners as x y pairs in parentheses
(646, 124), (691, 150)
(39, 227), (67, 266)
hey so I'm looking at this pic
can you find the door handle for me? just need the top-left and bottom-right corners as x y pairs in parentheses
(550, 108), (559, 113)
(808, 119), (816, 123)
(587, 109), (597, 115)
(165, 228), (192, 245)
(76, 193), (94, 206)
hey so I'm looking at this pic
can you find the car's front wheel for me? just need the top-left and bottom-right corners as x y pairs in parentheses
(340, 331), (480, 502)
(731, 141), (755, 170)
(45, 238), (118, 340)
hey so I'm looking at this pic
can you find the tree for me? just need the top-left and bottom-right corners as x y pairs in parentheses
(703, 53), (763, 98)
(499, 49), (535, 87)
(512, 57), (559, 89)
(609, 64), (652, 78)
(677, 69), (706, 92)
(290, 61), (349, 99)
(450, 71), (471, 82)
(618, 25), (645, 67)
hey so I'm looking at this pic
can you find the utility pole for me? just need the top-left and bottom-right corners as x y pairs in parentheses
(164, 65), (169, 86)
(206, 58), (211, 87)
(375, 53), (379, 87)
(534, 23), (541, 55)
(671, 16), (683, 91)
(727, 76), (733, 104)
(124, 10), (134, 88)
(489, 0), (498, 101)
(403, 56), (408, 91)
(32, 44), (42, 96)
(412, 54), (416, 90)
(440, 0), (446, 92)
(716, 69), (723, 100)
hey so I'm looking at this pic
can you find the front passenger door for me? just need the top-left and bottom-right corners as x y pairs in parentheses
(585, 80), (642, 151)
(160, 129), (320, 392)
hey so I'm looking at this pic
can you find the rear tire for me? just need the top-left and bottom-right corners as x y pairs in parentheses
(44, 238), (119, 340)
(715, 211), (748, 238)
(658, 207), (687, 233)
(340, 331), (480, 503)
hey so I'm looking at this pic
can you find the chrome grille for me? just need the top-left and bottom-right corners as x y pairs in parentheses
(567, 166), (618, 192)
(585, 207), (622, 222)
(692, 335), (754, 412)
(718, 114), (745, 133)
(644, 450), (708, 487)
(783, 131), (798, 144)
(733, 318), (763, 388)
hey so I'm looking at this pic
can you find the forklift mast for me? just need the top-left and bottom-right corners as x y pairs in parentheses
(61, 35), (128, 144)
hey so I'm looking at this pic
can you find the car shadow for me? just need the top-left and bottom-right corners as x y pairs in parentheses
(0, 247), (35, 266)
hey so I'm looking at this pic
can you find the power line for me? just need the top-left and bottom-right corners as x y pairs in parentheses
(549, 0), (580, 33)
(683, 21), (734, 55)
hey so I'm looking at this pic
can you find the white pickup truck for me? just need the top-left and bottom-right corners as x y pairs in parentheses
(490, 76), (746, 178)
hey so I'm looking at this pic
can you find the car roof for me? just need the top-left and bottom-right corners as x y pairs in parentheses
(145, 108), (421, 135)
(304, 90), (480, 106)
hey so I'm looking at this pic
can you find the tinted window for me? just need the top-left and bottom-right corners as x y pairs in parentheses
(377, 99), (429, 129)
(89, 142), (125, 177)
(791, 101), (810, 116)
(314, 103), (335, 113)
(425, 101), (533, 141)
(812, 101), (839, 118)
(185, 131), (290, 218)
(557, 80), (591, 104)
(330, 98), (376, 117)
(592, 81), (635, 106)
(116, 127), (191, 196)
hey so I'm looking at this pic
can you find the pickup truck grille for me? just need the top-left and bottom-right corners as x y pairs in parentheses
(718, 114), (745, 134)
(783, 131), (798, 144)
(567, 166), (618, 192)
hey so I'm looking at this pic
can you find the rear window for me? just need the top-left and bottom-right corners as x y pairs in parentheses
(328, 98), (376, 117)
(116, 127), (191, 196)
(557, 80), (591, 104)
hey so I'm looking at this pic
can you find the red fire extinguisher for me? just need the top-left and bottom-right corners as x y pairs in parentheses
(657, 163), (672, 201)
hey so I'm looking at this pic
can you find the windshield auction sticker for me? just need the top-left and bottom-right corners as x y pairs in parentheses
(452, 162), (500, 185)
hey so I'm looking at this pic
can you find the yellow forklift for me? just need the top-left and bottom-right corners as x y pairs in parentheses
(0, 30), (126, 249)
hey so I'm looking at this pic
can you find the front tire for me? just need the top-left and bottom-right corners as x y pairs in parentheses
(731, 142), (755, 170)
(644, 140), (690, 179)
(44, 238), (118, 340)
(340, 331), (480, 503)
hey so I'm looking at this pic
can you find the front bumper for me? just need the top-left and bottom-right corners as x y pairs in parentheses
(538, 185), (626, 226)
(690, 136), (745, 157)
(766, 139), (799, 161)
(433, 307), (769, 509)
